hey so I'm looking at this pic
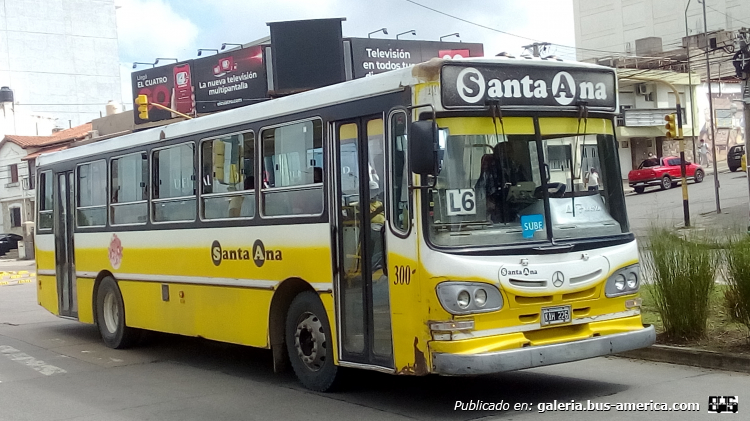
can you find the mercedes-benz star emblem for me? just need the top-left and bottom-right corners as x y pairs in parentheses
(552, 271), (565, 287)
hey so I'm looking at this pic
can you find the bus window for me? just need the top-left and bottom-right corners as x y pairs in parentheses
(152, 143), (196, 223)
(110, 152), (148, 225)
(201, 132), (255, 220)
(77, 160), (107, 227)
(261, 119), (323, 216)
(389, 111), (409, 233)
(37, 170), (54, 230)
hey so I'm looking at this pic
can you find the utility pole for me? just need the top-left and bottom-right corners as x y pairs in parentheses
(685, 0), (698, 161)
(701, 0), (721, 213)
(522, 42), (550, 58)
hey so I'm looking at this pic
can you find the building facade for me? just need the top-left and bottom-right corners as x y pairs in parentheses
(572, 0), (750, 62)
(573, 0), (748, 177)
(0, 124), (91, 241)
(0, 0), (121, 129)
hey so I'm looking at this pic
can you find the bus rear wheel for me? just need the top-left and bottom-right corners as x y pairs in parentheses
(95, 276), (139, 349)
(285, 291), (339, 392)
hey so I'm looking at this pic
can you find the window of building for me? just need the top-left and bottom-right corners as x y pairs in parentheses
(111, 152), (148, 225)
(77, 160), (107, 227)
(10, 207), (21, 228)
(37, 170), (53, 230)
(152, 142), (196, 222)
(9, 164), (18, 183)
(201, 132), (255, 220)
(261, 119), (323, 216)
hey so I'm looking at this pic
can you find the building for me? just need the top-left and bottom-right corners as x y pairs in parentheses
(615, 69), (699, 177)
(572, 0), (750, 63)
(573, 0), (748, 176)
(0, 124), (93, 240)
(0, 0), (121, 130)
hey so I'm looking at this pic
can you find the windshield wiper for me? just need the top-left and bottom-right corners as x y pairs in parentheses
(570, 101), (589, 217)
(533, 243), (574, 253)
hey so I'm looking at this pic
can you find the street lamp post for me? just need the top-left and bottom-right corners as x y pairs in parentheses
(440, 33), (459, 42)
(700, 0), (721, 213)
(396, 30), (416, 40)
(368, 28), (388, 38)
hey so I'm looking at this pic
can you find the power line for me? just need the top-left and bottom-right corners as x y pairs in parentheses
(706, 4), (750, 29)
(402, 0), (630, 57)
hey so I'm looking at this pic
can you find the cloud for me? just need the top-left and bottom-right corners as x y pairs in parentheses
(116, 0), (199, 62)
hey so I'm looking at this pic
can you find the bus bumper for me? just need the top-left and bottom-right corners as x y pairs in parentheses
(432, 324), (655, 376)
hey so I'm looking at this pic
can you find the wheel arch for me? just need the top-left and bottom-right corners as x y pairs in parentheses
(91, 270), (115, 327)
(268, 277), (318, 372)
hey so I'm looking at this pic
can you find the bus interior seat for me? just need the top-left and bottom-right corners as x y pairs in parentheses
(534, 182), (566, 198)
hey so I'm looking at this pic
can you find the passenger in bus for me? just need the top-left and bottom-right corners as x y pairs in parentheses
(475, 143), (530, 224)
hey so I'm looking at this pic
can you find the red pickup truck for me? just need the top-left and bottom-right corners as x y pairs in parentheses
(628, 156), (705, 194)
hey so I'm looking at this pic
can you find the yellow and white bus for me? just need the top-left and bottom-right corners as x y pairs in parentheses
(35, 56), (654, 391)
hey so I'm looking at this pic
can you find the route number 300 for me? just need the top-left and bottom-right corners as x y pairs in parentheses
(393, 265), (411, 285)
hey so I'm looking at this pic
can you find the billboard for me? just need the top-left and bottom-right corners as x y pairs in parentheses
(269, 18), (345, 94)
(131, 61), (195, 125)
(348, 38), (483, 78)
(193, 46), (267, 113)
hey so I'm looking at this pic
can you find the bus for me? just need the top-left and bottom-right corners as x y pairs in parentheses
(34, 56), (655, 391)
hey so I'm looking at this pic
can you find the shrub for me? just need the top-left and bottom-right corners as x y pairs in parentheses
(641, 229), (717, 339)
(723, 237), (750, 332)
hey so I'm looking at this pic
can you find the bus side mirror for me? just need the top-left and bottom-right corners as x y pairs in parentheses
(409, 120), (439, 176)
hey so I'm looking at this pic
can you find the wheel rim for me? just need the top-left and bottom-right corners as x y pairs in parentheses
(294, 311), (327, 372)
(103, 290), (119, 334)
(662, 178), (670, 189)
(696, 171), (703, 181)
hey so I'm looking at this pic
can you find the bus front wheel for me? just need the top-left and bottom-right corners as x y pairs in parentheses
(95, 276), (139, 349)
(285, 291), (340, 391)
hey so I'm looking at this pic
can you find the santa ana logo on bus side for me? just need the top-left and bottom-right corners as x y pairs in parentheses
(211, 239), (282, 267)
(442, 64), (616, 110)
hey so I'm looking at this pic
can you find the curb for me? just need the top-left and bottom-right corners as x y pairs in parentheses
(617, 345), (750, 374)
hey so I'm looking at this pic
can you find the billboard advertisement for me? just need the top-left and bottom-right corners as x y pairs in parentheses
(348, 38), (483, 78)
(131, 61), (195, 125)
(193, 46), (267, 113)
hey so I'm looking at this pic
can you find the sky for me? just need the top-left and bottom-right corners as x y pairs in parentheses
(114, 0), (576, 107)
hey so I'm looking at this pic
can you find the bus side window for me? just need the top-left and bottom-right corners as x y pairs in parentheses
(152, 143), (196, 223)
(110, 152), (148, 225)
(201, 131), (256, 220)
(77, 160), (107, 227)
(37, 170), (54, 230)
(261, 119), (323, 216)
(389, 111), (410, 233)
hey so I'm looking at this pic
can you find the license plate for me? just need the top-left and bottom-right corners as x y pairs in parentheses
(541, 305), (571, 326)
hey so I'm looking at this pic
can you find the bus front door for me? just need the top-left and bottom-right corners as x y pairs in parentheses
(334, 117), (394, 368)
(55, 171), (77, 318)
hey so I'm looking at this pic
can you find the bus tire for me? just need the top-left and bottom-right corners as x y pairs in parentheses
(285, 291), (339, 392)
(95, 276), (139, 349)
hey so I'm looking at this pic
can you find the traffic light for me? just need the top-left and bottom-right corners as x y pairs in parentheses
(135, 95), (149, 120)
(664, 113), (677, 138)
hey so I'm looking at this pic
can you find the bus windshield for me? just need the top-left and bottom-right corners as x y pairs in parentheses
(428, 117), (628, 248)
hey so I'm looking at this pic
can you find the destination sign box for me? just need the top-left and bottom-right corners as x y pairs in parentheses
(441, 64), (617, 111)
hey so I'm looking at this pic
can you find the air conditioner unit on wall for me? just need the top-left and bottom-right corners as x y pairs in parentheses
(637, 84), (648, 95)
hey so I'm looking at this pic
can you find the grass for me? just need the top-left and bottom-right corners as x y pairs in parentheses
(640, 283), (750, 355)
(641, 229), (717, 339)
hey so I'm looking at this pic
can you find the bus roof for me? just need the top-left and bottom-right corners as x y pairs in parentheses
(37, 57), (615, 167)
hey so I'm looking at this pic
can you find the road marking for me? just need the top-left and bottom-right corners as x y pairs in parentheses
(0, 345), (67, 375)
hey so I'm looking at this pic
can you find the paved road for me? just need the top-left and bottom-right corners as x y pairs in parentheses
(625, 169), (750, 237)
(1, 278), (747, 420)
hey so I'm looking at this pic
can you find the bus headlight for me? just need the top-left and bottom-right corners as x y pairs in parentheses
(436, 282), (503, 315)
(605, 264), (640, 297)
